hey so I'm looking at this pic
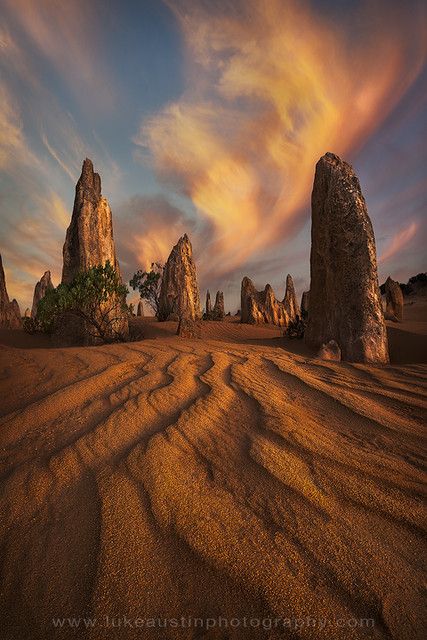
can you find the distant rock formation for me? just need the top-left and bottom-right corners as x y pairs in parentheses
(212, 291), (225, 320)
(301, 291), (310, 320)
(31, 271), (54, 318)
(204, 290), (225, 320)
(0, 254), (22, 328)
(176, 317), (202, 338)
(137, 300), (144, 317)
(384, 277), (403, 322)
(24, 308), (31, 318)
(305, 152), (388, 364)
(240, 276), (297, 327)
(158, 234), (201, 321)
(60, 159), (128, 343)
(205, 290), (212, 318)
(10, 299), (21, 322)
(283, 274), (300, 322)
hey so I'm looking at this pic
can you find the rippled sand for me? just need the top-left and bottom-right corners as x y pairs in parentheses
(0, 306), (426, 640)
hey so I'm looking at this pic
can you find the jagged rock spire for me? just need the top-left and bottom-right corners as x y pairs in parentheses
(62, 158), (119, 284)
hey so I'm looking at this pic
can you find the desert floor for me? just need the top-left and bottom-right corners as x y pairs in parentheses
(0, 301), (426, 640)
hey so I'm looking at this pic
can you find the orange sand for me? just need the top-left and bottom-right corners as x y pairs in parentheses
(0, 300), (426, 640)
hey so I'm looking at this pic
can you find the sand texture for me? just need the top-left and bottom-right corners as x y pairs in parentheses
(0, 302), (426, 640)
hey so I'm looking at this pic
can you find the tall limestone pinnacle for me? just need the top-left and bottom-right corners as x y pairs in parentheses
(62, 158), (120, 284)
(59, 159), (128, 344)
(159, 234), (201, 321)
(305, 152), (388, 363)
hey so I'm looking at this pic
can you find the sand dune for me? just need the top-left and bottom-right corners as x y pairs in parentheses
(0, 310), (426, 640)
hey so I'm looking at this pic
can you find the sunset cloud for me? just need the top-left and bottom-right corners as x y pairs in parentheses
(136, 0), (427, 278)
(378, 221), (419, 266)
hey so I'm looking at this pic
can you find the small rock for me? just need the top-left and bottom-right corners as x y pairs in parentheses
(318, 340), (341, 361)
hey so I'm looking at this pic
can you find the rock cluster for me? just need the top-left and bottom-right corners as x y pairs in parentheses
(384, 276), (403, 322)
(240, 274), (299, 327)
(305, 152), (388, 363)
(60, 159), (128, 344)
(158, 234), (201, 322)
(137, 300), (144, 317)
(0, 254), (22, 328)
(204, 290), (225, 320)
(31, 271), (54, 318)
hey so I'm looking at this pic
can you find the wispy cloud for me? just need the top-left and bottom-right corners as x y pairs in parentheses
(2, 0), (116, 112)
(135, 0), (426, 278)
(378, 221), (419, 265)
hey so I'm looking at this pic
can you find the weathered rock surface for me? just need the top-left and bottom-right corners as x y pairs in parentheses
(137, 300), (144, 317)
(301, 291), (310, 320)
(0, 254), (22, 328)
(318, 340), (341, 361)
(212, 291), (225, 320)
(283, 274), (300, 322)
(31, 271), (54, 318)
(176, 317), (202, 339)
(159, 234), (201, 322)
(385, 276), (403, 322)
(305, 152), (388, 363)
(60, 159), (128, 344)
(241, 277), (292, 327)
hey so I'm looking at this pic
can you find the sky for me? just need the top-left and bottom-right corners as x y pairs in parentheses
(0, 0), (426, 314)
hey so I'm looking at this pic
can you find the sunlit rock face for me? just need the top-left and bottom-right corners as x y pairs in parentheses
(31, 271), (54, 318)
(62, 159), (120, 284)
(158, 234), (201, 322)
(283, 274), (300, 323)
(0, 254), (22, 329)
(385, 276), (403, 322)
(60, 159), (128, 344)
(305, 152), (388, 364)
(240, 276), (297, 327)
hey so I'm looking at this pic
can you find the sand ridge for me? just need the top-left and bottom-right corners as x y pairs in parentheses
(0, 313), (426, 640)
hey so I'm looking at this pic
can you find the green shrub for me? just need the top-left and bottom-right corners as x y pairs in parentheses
(26, 262), (130, 343)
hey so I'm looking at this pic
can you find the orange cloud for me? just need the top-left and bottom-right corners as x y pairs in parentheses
(378, 221), (419, 265)
(136, 0), (427, 278)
